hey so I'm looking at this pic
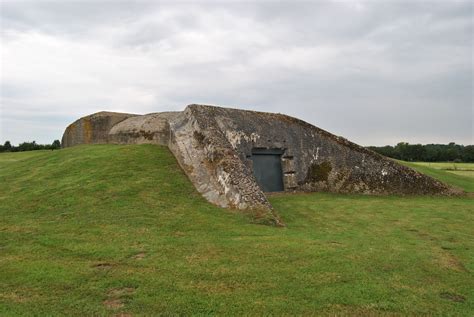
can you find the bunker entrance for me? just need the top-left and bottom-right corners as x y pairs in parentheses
(250, 149), (284, 192)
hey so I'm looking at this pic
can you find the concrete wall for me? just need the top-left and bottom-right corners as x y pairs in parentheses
(61, 104), (459, 226)
(61, 112), (137, 147)
(192, 105), (453, 195)
(108, 112), (179, 145)
(167, 105), (457, 225)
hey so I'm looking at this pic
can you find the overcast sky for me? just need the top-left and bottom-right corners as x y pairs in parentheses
(1, 0), (472, 146)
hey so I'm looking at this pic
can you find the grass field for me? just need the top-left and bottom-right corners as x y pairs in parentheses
(400, 161), (474, 193)
(1, 145), (473, 316)
(409, 162), (474, 177)
(409, 162), (474, 171)
(409, 162), (474, 179)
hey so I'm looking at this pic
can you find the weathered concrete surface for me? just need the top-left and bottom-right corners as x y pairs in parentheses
(62, 104), (460, 225)
(188, 105), (456, 196)
(165, 105), (457, 219)
(168, 108), (282, 225)
(61, 111), (137, 147)
(109, 112), (179, 145)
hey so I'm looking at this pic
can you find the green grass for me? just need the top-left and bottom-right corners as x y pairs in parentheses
(408, 162), (474, 187)
(448, 170), (474, 178)
(400, 161), (474, 192)
(409, 162), (474, 171)
(1, 145), (473, 316)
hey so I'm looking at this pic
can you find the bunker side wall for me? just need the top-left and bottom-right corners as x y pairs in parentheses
(188, 105), (456, 196)
(61, 112), (137, 148)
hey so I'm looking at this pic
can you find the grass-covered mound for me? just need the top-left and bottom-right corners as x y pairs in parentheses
(1, 145), (473, 315)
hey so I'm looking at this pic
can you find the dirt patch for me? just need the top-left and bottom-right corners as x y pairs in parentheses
(131, 252), (146, 260)
(92, 262), (114, 269)
(0, 292), (30, 303)
(186, 253), (212, 264)
(407, 229), (467, 272)
(437, 251), (467, 272)
(440, 292), (466, 303)
(104, 287), (136, 311)
(406, 228), (437, 241)
(103, 298), (124, 309)
(107, 287), (136, 297)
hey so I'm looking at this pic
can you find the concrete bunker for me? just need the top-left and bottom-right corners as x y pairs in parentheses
(62, 104), (459, 225)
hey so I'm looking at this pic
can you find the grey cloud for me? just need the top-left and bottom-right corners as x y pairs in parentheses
(1, 1), (152, 35)
(0, 0), (472, 145)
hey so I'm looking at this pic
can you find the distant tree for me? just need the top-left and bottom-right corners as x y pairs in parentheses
(17, 141), (39, 152)
(462, 145), (474, 162)
(0, 140), (64, 153)
(445, 142), (461, 161)
(410, 144), (426, 161)
(367, 142), (473, 162)
(395, 142), (411, 161)
(368, 145), (399, 159)
(51, 140), (61, 150)
(3, 141), (12, 152)
(424, 144), (439, 162)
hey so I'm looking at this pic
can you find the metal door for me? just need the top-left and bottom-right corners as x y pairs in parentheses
(250, 149), (284, 192)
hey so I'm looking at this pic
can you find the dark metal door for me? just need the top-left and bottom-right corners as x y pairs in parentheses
(250, 150), (284, 192)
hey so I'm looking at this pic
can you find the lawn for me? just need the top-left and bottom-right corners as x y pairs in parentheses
(400, 161), (474, 193)
(408, 162), (474, 182)
(409, 162), (474, 171)
(1, 145), (473, 316)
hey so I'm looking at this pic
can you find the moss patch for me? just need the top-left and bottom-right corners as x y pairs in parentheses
(307, 161), (332, 182)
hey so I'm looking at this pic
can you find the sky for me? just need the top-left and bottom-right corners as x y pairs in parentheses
(0, 0), (472, 146)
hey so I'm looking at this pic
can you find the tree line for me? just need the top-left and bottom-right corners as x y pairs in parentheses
(367, 142), (474, 162)
(1, 139), (473, 162)
(0, 140), (61, 152)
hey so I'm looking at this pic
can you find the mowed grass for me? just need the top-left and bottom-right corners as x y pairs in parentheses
(400, 161), (474, 192)
(0, 145), (473, 316)
(409, 162), (474, 171)
(410, 162), (474, 180)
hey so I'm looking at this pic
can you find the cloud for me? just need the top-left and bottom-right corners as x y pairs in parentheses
(0, 0), (472, 145)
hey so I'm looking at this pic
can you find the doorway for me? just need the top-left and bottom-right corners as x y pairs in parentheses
(250, 149), (284, 192)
